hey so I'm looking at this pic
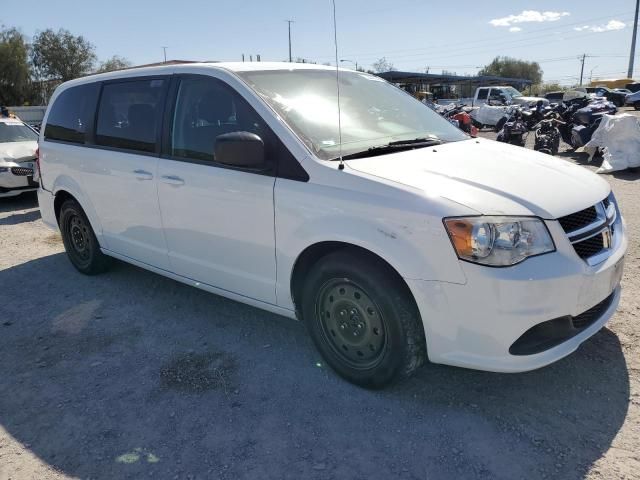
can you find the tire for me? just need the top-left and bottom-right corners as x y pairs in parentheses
(635, 102), (640, 111)
(59, 199), (112, 275)
(301, 249), (426, 388)
(494, 117), (506, 133)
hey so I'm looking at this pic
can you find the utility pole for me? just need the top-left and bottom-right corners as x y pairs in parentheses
(286, 20), (294, 62)
(579, 53), (586, 86)
(162, 46), (168, 63)
(629, 0), (639, 78)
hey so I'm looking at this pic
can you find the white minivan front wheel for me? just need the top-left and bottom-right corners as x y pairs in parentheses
(301, 249), (427, 388)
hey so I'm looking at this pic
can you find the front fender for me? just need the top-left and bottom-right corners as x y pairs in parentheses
(274, 181), (467, 309)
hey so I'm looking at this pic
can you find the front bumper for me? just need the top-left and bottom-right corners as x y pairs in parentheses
(0, 166), (38, 197)
(407, 217), (628, 373)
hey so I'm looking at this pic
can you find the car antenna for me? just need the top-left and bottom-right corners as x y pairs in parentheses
(331, 0), (345, 171)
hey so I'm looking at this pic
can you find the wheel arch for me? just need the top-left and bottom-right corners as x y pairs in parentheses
(289, 241), (418, 321)
(50, 174), (104, 240)
(53, 190), (77, 224)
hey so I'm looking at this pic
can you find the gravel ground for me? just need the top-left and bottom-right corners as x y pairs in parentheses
(0, 109), (639, 480)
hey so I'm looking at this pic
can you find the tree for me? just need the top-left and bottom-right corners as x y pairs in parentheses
(30, 29), (96, 83)
(96, 55), (132, 73)
(0, 27), (31, 105)
(531, 82), (564, 96)
(372, 57), (394, 73)
(478, 56), (543, 84)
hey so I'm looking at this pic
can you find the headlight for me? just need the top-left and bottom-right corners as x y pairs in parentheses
(443, 216), (555, 266)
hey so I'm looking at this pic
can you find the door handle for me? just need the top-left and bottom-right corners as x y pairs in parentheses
(132, 169), (153, 181)
(161, 175), (185, 186)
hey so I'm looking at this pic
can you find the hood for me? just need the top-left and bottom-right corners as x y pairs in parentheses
(0, 141), (38, 164)
(346, 139), (609, 219)
(513, 96), (549, 105)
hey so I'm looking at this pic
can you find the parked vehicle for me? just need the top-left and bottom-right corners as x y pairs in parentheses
(471, 86), (548, 107)
(554, 96), (617, 148)
(626, 82), (640, 93)
(533, 115), (563, 156)
(439, 103), (478, 136)
(544, 91), (565, 103)
(495, 101), (552, 133)
(590, 87), (627, 107)
(496, 108), (528, 146)
(37, 63), (627, 387)
(0, 117), (39, 198)
(625, 90), (640, 110)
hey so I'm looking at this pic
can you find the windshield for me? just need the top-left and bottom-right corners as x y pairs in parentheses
(502, 87), (522, 98)
(237, 69), (468, 160)
(0, 122), (38, 143)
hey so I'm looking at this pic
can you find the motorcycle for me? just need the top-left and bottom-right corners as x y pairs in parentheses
(496, 108), (528, 147)
(554, 97), (617, 148)
(439, 103), (478, 137)
(494, 101), (551, 133)
(533, 114), (564, 156)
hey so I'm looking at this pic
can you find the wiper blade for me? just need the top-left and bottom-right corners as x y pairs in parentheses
(338, 138), (442, 160)
(387, 137), (442, 146)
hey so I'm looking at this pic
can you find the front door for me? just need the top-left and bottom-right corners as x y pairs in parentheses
(157, 75), (277, 303)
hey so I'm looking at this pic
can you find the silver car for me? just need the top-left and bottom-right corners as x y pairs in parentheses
(625, 91), (640, 110)
(0, 117), (39, 198)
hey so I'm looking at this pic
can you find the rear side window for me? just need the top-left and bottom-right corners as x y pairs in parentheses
(44, 84), (99, 144)
(96, 79), (165, 153)
(477, 88), (489, 100)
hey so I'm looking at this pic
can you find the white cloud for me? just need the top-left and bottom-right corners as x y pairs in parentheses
(490, 10), (569, 27)
(574, 20), (626, 32)
(509, 26), (522, 32)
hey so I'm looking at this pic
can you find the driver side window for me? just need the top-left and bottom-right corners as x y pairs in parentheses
(171, 77), (267, 164)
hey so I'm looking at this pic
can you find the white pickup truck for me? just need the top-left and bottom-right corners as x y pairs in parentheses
(472, 86), (548, 107)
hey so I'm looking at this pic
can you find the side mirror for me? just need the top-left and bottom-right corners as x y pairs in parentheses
(214, 131), (265, 169)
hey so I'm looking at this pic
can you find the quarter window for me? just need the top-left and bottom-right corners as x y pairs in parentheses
(170, 77), (270, 165)
(44, 83), (99, 144)
(96, 79), (165, 153)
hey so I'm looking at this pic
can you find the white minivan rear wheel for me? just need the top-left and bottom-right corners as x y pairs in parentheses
(59, 199), (112, 275)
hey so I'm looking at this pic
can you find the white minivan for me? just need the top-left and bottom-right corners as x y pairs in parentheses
(37, 63), (627, 387)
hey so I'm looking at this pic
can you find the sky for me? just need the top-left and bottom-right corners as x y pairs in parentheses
(1, 0), (638, 85)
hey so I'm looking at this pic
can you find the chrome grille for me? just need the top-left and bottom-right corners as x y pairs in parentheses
(557, 206), (597, 233)
(573, 234), (604, 259)
(10, 167), (33, 176)
(558, 195), (617, 266)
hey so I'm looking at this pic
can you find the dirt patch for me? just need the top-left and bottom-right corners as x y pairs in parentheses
(159, 351), (236, 394)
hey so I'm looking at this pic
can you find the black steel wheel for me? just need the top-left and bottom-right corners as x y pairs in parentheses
(301, 249), (427, 388)
(59, 199), (112, 275)
(316, 279), (387, 370)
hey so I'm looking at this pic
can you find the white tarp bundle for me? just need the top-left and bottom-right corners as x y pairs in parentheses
(584, 114), (640, 173)
(470, 104), (510, 126)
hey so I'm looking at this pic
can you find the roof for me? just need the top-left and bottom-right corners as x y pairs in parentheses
(53, 62), (360, 91)
(376, 70), (533, 86)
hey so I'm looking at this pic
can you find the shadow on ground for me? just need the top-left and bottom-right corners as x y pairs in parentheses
(0, 191), (38, 213)
(0, 254), (630, 480)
